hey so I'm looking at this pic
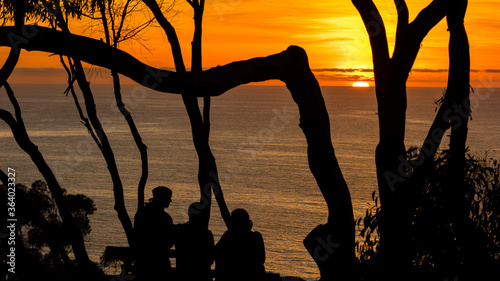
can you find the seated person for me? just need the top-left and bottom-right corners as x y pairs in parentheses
(215, 209), (266, 281)
(174, 202), (215, 281)
(134, 186), (174, 280)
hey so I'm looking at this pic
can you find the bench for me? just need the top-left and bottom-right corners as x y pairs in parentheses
(103, 246), (283, 280)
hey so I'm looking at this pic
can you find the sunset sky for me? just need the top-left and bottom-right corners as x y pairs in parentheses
(4, 0), (500, 87)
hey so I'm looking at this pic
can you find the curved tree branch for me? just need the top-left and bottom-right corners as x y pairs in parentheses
(0, 0), (24, 89)
(0, 23), (356, 273)
(0, 48), (20, 89)
(0, 26), (320, 96)
(352, 0), (390, 83)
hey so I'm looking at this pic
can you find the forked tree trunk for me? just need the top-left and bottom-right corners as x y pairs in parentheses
(352, 0), (449, 277)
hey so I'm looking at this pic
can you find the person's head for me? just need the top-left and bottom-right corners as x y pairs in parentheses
(188, 202), (203, 226)
(151, 186), (172, 208)
(231, 208), (252, 232)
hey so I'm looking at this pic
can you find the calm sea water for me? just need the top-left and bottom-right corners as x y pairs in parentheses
(1, 84), (499, 280)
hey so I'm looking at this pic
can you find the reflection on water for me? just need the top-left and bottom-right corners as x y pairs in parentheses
(1, 85), (499, 280)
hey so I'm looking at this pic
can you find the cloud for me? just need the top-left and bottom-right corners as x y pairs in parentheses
(312, 68), (360, 72)
(314, 73), (374, 82)
(485, 69), (500, 73)
(411, 68), (448, 73)
(312, 68), (483, 74)
(13, 68), (67, 75)
(312, 68), (374, 73)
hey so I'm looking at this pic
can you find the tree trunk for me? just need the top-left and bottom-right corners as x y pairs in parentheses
(443, 1), (491, 278)
(352, 0), (449, 277)
(111, 71), (149, 212)
(49, 2), (137, 248)
(0, 83), (92, 271)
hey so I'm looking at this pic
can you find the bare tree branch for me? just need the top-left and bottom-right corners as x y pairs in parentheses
(410, 0), (448, 41)
(142, 0), (186, 72)
(0, 47), (20, 89)
(0, 26), (323, 96)
(110, 71), (149, 211)
(394, 0), (409, 53)
(352, 0), (390, 83)
(0, 82), (92, 270)
(389, 0), (448, 77)
(60, 55), (103, 150)
(116, 0), (133, 45)
(49, 1), (137, 248)
(0, 22), (355, 218)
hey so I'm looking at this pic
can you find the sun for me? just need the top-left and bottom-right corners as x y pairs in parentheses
(352, 81), (370, 87)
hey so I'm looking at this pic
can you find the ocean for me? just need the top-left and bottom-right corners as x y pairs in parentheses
(1, 84), (499, 280)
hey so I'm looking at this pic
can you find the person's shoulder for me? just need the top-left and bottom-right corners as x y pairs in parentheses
(250, 231), (264, 240)
(251, 230), (262, 236)
(219, 229), (232, 240)
(163, 211), (173, 223)
(138, 203), (155, 214)
(174, 222), (189, 232)
(134, 205), (149, 220)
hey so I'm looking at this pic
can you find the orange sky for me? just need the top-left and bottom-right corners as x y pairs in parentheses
(4, 0), (500, 87)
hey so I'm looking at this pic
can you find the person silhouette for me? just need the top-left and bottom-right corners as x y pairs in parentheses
(133, 186), (175, 280)
(174, 202), (215, 281)
(215, 208), (266, 281)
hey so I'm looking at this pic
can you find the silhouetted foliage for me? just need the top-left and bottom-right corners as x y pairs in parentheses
(0, 180), (96, 271)
(0, 0), (99, 24)
(356, 148), (500, 277)
(355, 190), (380, 266)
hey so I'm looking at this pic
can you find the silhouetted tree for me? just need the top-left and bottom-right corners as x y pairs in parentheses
(0, 178), (101, 280)
(357, 147), (500, 280)
(0, 1), (93, 272)
(352, 0), (474, 279)
(0, 23), (357, 279)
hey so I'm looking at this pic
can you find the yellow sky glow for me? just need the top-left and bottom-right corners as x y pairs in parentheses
(3, 0), (500, 87)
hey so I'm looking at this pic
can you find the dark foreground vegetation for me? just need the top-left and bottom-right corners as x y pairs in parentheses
(356, 148), (500, 280)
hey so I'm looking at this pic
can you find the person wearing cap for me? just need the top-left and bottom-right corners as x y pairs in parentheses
(134, 186), (174, 280)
